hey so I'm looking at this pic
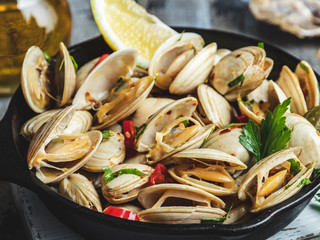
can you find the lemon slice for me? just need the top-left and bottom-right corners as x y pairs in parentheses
(91, 0), (178, 67)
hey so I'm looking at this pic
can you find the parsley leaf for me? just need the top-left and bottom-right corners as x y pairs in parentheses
(70, 56), (78, 72)
(177, 30), (185, 41)
(239, 98), (292, 161)
(260, 98), (292, 158)
(223, 123), (246, 129)
(103, 167), (147, 183)
(200, 127), (215, 148)
(43, 51), (53, 63)
(258, 42), (264, 49)
(299, 62), (309, 74)
(239, 120), (261, 161)
(297, 178), (311, 187)
(313, 168), (320, 174)
(102, 130), (113, 140)
(287, 158), (301, 176)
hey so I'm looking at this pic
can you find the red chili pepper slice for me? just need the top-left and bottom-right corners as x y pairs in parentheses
(89, 53), (110, 73)
(149, 163), (175, 185)
(103, 206), (139, 221)
(123, 120), (137, 157)
(236, 114), (249, 123)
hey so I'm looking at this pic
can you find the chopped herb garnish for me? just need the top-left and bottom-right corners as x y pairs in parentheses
(285, 183), (292, 189)
(239, 98), (292, 162)
(297, 178), (311, 187)
(102, 130), (113, 140)
(59, 58), (65, 71)
(228, 74), (245, 88)
(103, 167), (147, 183)
(313, 168), (320, 174)
(70, 56), (78, 71)
(201, 203), (233, 224)
(93, 114), (98, 123)
(200, 127), (215, 148)
(299, 62), (309, 74)
(43, 51), (52, 63)
(135, 123), (147, 139)
(114, 77), (127, 92)
(258, 42), (264, 49)
(177, 30), (185, 41)
(287, 158), (301, 176)
(223, 123), (246, 129)
(244, 100), (254, 105)
(203, 41), (205, 47)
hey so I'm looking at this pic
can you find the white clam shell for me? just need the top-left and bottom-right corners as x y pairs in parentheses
(83, 131), (125, 172)
(73, 48), (138, 110)
(101, 163), (153, 204)
(59, 173), (102, 212)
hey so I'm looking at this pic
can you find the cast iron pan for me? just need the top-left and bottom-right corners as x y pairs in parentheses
(0, 28), (319, 240)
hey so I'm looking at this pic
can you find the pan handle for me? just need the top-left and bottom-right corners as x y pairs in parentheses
(0, 92), (37, 191)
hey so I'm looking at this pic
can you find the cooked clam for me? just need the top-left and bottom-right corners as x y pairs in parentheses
(238, 147), (313, 212)
(21, 46), (51, 113)
(131, 97), (174, 127)
(101, 163), (153, 204)
(197, 84), (234, 127)
(135, 97), (214, 164)
(148, 32), (204, 90)
(203, 127), (251, 166)
(76, 57), (99, 90)
(54, 42), (77, 107)
(285, 113), (320, 168)
(27, 106), (102, 184)
(211, 46), (273, 101)
(73, 48), (138, 110)
(92, 75), (155, 130)
(83, 131), (125, 172)
(21, 109), (92, 141)
(137, 184), (226, 224)
(169, 42), (218, 95)
(59, 173), (102, 212)
(238, 80), (288, 125)
(168, 149), (247, 196)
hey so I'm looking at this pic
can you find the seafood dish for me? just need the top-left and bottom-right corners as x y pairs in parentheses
(19, 31), (320, 226)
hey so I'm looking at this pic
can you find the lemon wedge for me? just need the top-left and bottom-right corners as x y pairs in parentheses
(91, 0), (178, 67)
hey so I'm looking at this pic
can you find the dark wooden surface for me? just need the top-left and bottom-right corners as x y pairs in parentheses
(0, 0), (319, 239)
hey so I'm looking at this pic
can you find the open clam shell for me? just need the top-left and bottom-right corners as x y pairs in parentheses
(285, 113), (320, 168)
(92, 75), (155, 130)
(21, 46), (51, 113)
(203, 127), (251, 165)
(168, 149), (247, 196)
(131, 97), (174, 127)
(21, 109), (92, 141)
(54, 42), (77, 107)
(197, 84), (234, 128)
(137, 184), (226, 224)
(83, 131), (125, 172)
(238, 80), (288, 125)
(277, 65), (308, 116)
(211, 46), (273, 102)
(27, 106), (102, 184)
(169, 42), (218, 95)
(101, 163), (153, 204)
(136, 97), (198, 152)
(59, 173), (102, 212)
(148, 32), (204, 90)
(295, 61), (320, 109)
(73, 48), (138, 110)
(76, 57), (99, 91)
(238, 147), (313, 212)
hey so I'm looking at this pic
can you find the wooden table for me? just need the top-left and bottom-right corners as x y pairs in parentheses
(3, 0), (320, 239)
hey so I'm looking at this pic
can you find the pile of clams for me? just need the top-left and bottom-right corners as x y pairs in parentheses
(20, 31), (320, 225)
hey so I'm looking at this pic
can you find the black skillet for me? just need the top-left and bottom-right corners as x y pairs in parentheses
(0, 28), (319, 240)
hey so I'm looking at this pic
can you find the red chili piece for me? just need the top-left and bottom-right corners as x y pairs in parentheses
(236, 114), (249, 123)
(89, 54), (110, 73)
(103, 206), (139, 221)
(149, 163), (175, 185)
(123, 120), (137, 157)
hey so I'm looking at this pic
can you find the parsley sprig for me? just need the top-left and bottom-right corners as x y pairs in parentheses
(239, 98), (292, 161)
(103, 167), (147, 183)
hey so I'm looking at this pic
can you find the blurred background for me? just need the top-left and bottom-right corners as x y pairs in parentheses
(0, 0), (319, 239)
